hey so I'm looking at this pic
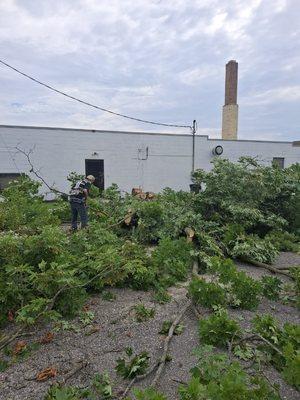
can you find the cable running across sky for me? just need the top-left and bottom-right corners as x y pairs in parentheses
(0, 59), (193, 130)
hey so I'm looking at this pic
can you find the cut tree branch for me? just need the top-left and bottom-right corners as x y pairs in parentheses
(15, 146), (68, 196)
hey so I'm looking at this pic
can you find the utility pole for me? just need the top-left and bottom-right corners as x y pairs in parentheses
(192, 120), (197, 173)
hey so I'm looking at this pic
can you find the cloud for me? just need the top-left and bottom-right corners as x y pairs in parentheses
(0, 0), (299, 141)
(242, 86), (300, 105)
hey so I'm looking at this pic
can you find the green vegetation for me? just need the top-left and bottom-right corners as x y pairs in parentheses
(116, 351), (150, 379)
(0, 158), (299, 398)
(134, 304), (155, 322)
(179, 345), (281, 400)
(252, 314), (300, 389)
(198, 309), (241, 348)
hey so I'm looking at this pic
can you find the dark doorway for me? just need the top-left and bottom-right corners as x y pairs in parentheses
(85, 159), (104, 190)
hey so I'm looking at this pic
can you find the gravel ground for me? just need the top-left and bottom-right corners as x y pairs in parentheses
(0, 252), (299, 400)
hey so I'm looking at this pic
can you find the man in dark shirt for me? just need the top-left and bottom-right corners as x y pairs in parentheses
(69, 175), (95, 231)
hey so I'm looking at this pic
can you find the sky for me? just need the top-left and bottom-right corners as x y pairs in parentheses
(0, 0), (299, 141)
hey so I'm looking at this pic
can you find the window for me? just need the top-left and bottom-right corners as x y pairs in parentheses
(272, 157), (284, 169)
(0, 173), (21, 191)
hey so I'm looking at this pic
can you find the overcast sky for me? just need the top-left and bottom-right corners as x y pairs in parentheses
(0, 0), (299, 140)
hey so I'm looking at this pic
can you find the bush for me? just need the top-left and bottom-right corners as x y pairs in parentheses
(252, 314), (300, 389)
(180, 345), (281, 400)
(198, 309), (241, 348)
(265, 230), (300, 252)
(188, 278), (226, 309)
(133, 388), (167, 400)
(206, 257), (262, 310)
(229, 234), (278, 264)
(134, 201), (164, 243)
(261, 276), (282, 301)
(228, 271), (262, 310)
(0, 175), (60, 232)
(151, 238), (193, 287)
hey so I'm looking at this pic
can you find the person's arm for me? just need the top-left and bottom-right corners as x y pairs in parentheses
(83, 188), (88, 203)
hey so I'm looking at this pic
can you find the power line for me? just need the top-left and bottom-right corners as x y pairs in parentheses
(0, 59), (193, 130)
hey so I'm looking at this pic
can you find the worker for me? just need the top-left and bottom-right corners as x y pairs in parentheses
(69, 175), (95, 231)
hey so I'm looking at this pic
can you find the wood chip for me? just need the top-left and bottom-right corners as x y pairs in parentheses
(13, 340), (26, 355)
(39, 332), (54, 344)
(36, 367), (57, 381)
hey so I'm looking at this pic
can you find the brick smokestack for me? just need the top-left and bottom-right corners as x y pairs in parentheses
(222, 60), (238, 140)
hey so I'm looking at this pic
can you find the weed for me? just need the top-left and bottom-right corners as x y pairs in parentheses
(159, 321), (184, 335)
(134, 304), (155, 322)
(116, 351), (150, 379)
(101, 291), (117, 301)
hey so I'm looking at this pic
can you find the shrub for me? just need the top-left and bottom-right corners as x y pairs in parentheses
(198, 309), (241, 348)
(228, 271), (262, 310)
(133, 388), (167, 400)
(206, 257), (262, 310)
(229, 234), (278, 264)
(151, 237), (193, 287)
(188, 278), (226, 309)
(265, 230), (300, 252)
(252, 314), (300, 389)
(0, 175), (60, 232)
(134, 201), (164, 243)
(180, 345), (281, 400)
(261, 276), (282, 301)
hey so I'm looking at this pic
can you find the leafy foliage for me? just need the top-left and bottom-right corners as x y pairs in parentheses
(198, 309), (241, 348)
(226, 233), (278, 264)
(132, 388), (167, 400)
(188, 278), (226, 309)
(252, 314), (300, 389)
(261, 276), (282, 301)
(150, 237), (193, 287)
(194, 257), (262, 310)
(116, 351), (150, 379)
(179, 345), (280, 400)
(159, 321), (184, 335)
(44, 372), (113, 399)
(134, 304), (155, 322)
(0, 159), (299, 328)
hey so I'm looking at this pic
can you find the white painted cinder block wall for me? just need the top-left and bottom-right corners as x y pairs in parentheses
(0, 125), (299, 198)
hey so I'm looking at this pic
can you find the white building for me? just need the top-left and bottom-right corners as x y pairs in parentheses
(0, 124), (299, 197)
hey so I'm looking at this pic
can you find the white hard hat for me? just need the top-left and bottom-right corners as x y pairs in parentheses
(86, 175), (95, 182)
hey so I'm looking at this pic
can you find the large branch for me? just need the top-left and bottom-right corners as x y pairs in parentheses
(150, 300), (191, 388)
(15, 146), (68, 196)
(239, 258), (294, 280)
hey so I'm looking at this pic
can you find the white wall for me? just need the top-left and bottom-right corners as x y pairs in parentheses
(0, 125), (299, 197)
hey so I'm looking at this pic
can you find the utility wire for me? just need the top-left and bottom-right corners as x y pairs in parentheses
(0, 59), (192, 130)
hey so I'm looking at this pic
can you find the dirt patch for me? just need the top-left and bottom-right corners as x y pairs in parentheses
(0, 253), (299, 400)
